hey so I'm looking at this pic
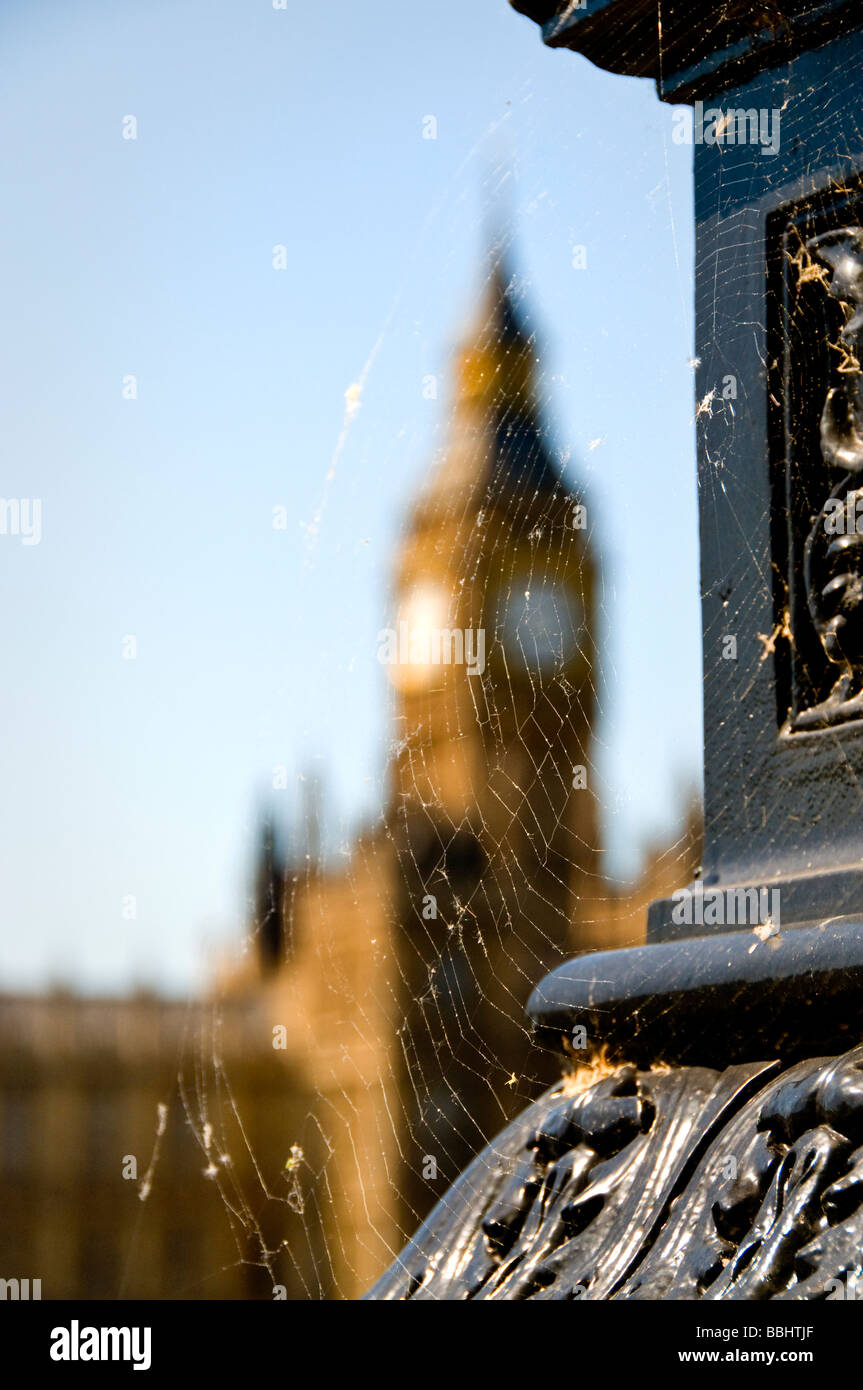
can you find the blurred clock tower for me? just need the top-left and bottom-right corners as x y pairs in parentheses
(385, 250), (601, 1215)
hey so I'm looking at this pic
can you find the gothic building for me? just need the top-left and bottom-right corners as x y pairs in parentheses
(237, 253), (701, 1296)
(0, 255), (699, 1303)
(385, 256), (600, 1210)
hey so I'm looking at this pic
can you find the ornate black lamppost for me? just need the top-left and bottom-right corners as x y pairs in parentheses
(368, 1), (863, 1300)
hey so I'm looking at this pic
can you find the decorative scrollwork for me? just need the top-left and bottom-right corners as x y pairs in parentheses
(798, 228), (863, 727)
(366, 1046), (863, 1300)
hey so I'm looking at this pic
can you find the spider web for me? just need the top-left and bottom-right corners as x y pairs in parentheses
(155, 45), (863, 1298)
(157, 183), (702, 1299)
(0, 2), (712, 1306)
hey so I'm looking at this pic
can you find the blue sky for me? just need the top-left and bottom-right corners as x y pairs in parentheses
(0, 0), (701, 995)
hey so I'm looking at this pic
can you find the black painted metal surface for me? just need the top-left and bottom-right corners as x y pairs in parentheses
(527, 921), (863, 1067)
(367, 1049), (863, 1299)
(509, 0), (862, 104)
(647, 19), (863, 938)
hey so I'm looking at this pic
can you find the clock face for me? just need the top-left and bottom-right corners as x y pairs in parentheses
(497, 577), (584, 674)
(386, 582), (451, 692)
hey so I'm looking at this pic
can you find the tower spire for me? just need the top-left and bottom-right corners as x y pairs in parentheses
(455, 248), (534, 413)
(419, 243), (562, 514)
(254, 813), (286, 975)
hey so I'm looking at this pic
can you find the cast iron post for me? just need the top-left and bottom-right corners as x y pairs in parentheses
(366, 2), (863, 1301)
